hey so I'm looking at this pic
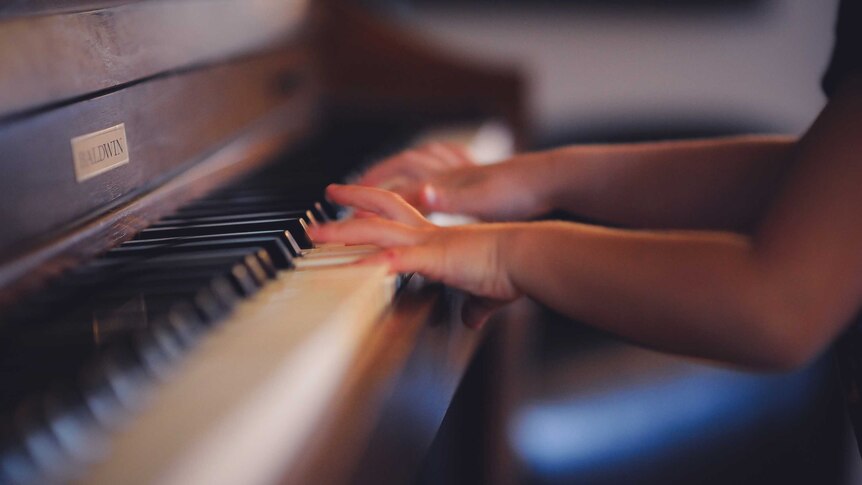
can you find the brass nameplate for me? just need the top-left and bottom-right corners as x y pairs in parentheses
(71, 123), (129, 182)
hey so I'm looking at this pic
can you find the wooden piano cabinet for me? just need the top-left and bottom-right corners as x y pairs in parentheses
(287, 283), (476, 484)
(412, 299), (535, 485)
(286, 284), (533, 485)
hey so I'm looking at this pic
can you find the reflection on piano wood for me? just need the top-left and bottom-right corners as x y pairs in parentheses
(0, 1), (525, 484)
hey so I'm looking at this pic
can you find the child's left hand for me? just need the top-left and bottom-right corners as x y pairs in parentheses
(309, 184), (523, 327)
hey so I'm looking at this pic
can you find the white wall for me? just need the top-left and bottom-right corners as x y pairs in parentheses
(397, 1), (838, 137)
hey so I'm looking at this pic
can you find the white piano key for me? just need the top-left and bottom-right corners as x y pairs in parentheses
(79, 262), (396, 485)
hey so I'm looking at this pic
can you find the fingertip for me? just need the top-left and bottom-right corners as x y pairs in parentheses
(306, 223), (322, 241)
(353, 209), (377, 219)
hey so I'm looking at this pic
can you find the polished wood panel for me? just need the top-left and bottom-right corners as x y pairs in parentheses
(0, 47), (314, 265)
(0, 100), (315, 310)
(0, 0), (308, 118)
(288, 281), (485, 485)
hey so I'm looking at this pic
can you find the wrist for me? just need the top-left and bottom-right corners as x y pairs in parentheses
(496, 223), (534, 295)
(497, 153), (560, 217)
(525, 148), (587, 215)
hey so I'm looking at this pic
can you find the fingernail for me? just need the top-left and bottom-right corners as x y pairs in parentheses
(422, 184), (439, 208)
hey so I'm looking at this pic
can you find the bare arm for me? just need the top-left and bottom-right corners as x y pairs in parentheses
(314, 79), (862, 370)
(540, 135), (796, 231)
(360, 135), (796, 231)
(504, 80), (862, 368)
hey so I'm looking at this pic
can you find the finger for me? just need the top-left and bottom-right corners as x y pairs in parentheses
(417, 142), (469, 169)
(420, 182), (468, 214)
(309, 218), (423, 247)
(461, 296), (507, 329)
(427, 142), (476, 169)
(358, 150), (441, 187)
(357, 245), (439, 279)
(383, 181), (423, 210)
(420, 175), (490, 216)
(357, 156), (412, 186)
(353, 209), (378, 219)
(325, 184), (429, 227)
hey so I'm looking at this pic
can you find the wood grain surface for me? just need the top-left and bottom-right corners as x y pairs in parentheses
(0, 46), (314, 266)
(0, 0), (308, 118)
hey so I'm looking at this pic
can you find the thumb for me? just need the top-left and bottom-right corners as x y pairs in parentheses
(358, 245), (439, 279)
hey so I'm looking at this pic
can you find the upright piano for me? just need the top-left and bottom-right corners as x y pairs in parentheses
(0, 1), (526, 483)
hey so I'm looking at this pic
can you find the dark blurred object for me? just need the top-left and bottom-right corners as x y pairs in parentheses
(834, 314), (862, 458)
(511, 308), (850, 485)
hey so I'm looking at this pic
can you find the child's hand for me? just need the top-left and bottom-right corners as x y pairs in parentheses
(358, 144), (552, 221)
(311, 184), (524, 327)
(357, 142), (475, 191)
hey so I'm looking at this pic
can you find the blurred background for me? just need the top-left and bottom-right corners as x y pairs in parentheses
(352, 1), (859, 484)
(363, 0), (833, 144)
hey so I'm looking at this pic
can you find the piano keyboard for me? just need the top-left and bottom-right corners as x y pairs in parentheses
(0, 120), (513, 484)
(0, 166), (396, 484)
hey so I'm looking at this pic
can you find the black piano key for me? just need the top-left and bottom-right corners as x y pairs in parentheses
(155, 210), (308, 226)
(130, 317), (195, 381)
(95, 349), (152, 412)
(108, 237), (294, 269)
(12, 236), (288, 326)
(0, 440), (39, 485)
(162, 302), (208, 348)
(43, 389), (106, 465)
(85, 286), (226, 328)
(121, 230), (302, 257)
(310, 201), (333, 222)
(135, 218), (313, 249)
(74, 337), (167, 426)
(146, 324), (184, 368)
(78, 367), (126, 430)
(40, 265), (253, 324)
(11, 402), (70, 481)
(87, 248), (273, 283)
(107, 249), (276, 285)
(147, 247), (278, 280)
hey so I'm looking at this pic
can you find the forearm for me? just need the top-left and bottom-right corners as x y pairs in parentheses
(529, 135), (796, 231)
(321, 82), (862, 371)
(502, 221), (812, 369)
